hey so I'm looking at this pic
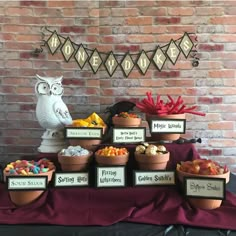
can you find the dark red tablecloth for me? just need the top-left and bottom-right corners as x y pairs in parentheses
(0, 143), (236, 230)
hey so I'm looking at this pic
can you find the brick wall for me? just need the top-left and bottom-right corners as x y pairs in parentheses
(0, 1), (236, 172)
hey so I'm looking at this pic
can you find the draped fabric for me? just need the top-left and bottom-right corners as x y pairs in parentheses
(0, 143), (236, 230)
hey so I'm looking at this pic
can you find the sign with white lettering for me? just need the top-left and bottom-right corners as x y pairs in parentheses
(133, 171), (175, 186)
(112, 127), (146, 143)
(184, 177), (226, 199)
(64, 127), (102, 139)
(96, 166), (126, 188)
(150, 118), (186, 134)
(54, 172), (89, 187)
(6, 176), (47, 191)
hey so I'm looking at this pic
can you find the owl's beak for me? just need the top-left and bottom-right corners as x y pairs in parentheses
(49, 91), (52, 95)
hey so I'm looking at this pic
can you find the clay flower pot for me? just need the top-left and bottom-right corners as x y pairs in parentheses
(112, 116), (141, 127)
(3, 167), (55, 207)
(135, 152), (170, 170)
(176, 169), (230, 210)
(58, 151), (93, 171)
(69, 139), (102, 151)
(95, 153), (129, 166)
(146, 113), (186, 141)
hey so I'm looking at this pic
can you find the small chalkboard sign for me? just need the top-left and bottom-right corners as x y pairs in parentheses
(112, 127), (146, 143)
(133, 170), (175, 186)
(6, 176), (47, 191)
(150, 118), (186, 134)
(64, 127), (103, 139)
(96, 166), (126, 188)
(54, 172), (89, 188)
(184, 177), (226, 200)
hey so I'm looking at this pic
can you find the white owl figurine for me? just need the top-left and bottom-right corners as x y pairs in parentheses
(35, 74), (73, 153)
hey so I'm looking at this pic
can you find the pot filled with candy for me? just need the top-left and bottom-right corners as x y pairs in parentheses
(136, 92), (205, 140)
(58, 146), (93, 171)
(112, 112), (141, 127)
(95, 146), (129, 166)
(176, 159), (230, 210)
(68, 112), (107, 151)
(134, 142), (170, 170)
(3, 158), (55, 206)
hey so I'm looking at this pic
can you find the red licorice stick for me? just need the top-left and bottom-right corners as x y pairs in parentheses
(146, 92), (155, 105)
(183, 105), (197, 111)
(177, 105), (186, 114)
(136, 103), (151, 113)
(156, 95), (161, 107)
(167, 94), (174, 105)
(168, 96), (183, 114)
(136, 93), (205, 117)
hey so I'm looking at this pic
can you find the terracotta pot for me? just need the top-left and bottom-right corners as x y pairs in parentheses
(58, 151), (93, 171)
(146, 113), (186, 141)
(3, 168), (55, 207)
(95, 153), (129, 166)
(112, 116), (141, 127)
(69, 139), (102, 151)
(176, 169), (230, 210)
(135, 152), (170, 170)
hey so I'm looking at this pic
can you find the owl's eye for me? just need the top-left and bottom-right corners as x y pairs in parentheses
(51, 83), (63, 95)
(37, 82), (49, 95)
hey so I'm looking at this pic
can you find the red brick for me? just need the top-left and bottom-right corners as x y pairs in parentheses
(210, 35), (236, 43)
(142, 26), (167, 34)
(210, 16), (236, 24)
(208, 70), (235, 78)
(62, 79), (85, 86)
(99, 1), (125, 8)
(154, 71), (180, 78)
(166, 79), (194, 87)
(20, 1), (46, 7)
(20, 104), (36, 111)
(225, 26), (236, 33)
(126, 1), (155, 7)
(154, 17), (181, 24)
(100, 35), (126, 44)
(208, 122), (234, 130)
(6, 7), (33, 16)
(196, 7), (224, 16)
(168, 7), (194, 16)
(126, 35), (155, 43)
(198, 44), (224, 51)
(112, 8), (138, 17)
(140, 7), (166, 16)
(114, 45), (140, 53)
(198, 97), (223, 104)
(60, 26), (86, 34)
(166, 25), (196, 33)
(48, 1), (75, 7)
(208, 139), (236, 147)
(99, 9), (111, 17)
(126, 16), (152, 25)
(0, 33), (14, 41)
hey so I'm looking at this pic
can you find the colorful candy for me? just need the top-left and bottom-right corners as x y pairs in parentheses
(95, 146), (128, 157)
(4, 158), (55, 176)
(59, 146), (90, 157)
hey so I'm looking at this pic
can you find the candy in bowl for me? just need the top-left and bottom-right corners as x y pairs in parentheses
(58, 146), (93, 171)
(176, 159), (230, 210)
(112, 112), (141, 127)
(134, 143), (170, 170)
(95, 146), (129, 166)
(3, 158), (55, 206)
(68, 112), (107, 151)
